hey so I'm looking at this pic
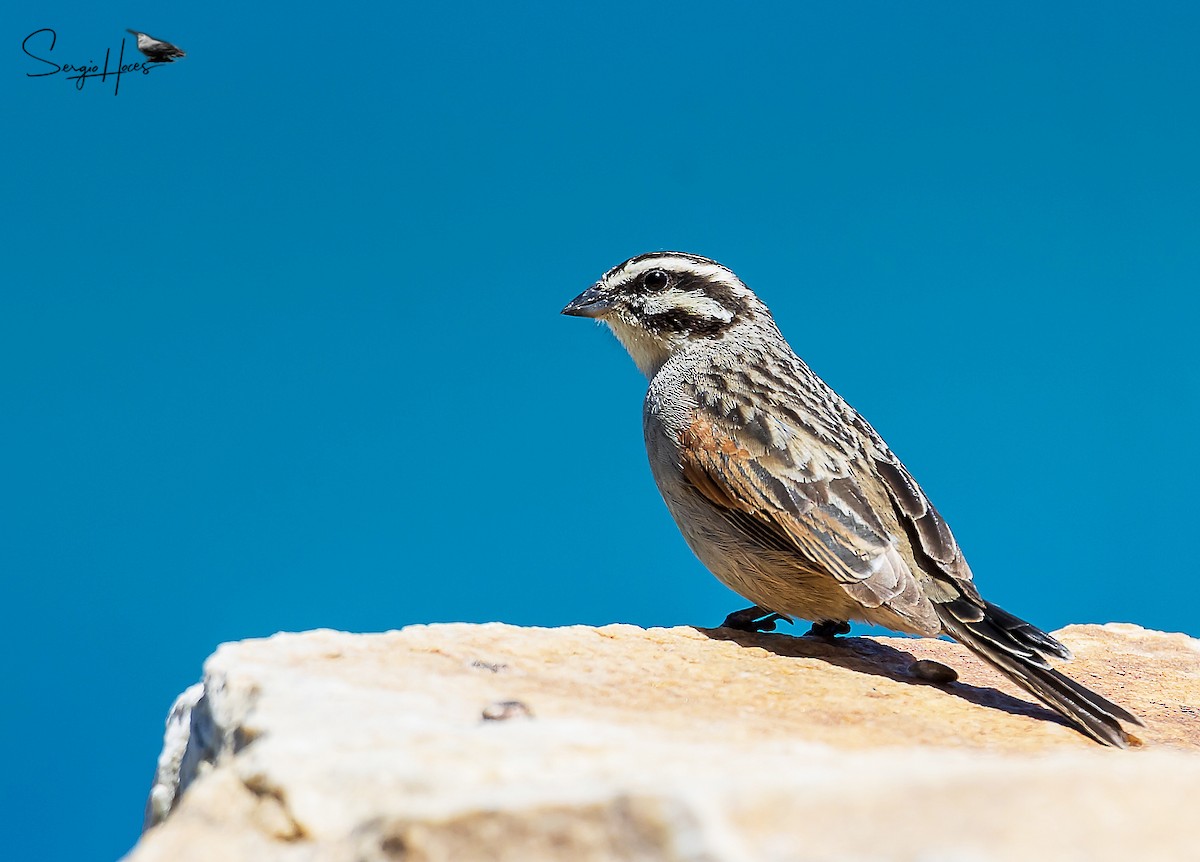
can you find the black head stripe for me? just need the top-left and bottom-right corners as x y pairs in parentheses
(672, 273), (751, 319)
(642, 309), (734, 336)
(624, 251), (717, 269)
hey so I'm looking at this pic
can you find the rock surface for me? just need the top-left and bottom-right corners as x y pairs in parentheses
(126, 622), (1200, 862)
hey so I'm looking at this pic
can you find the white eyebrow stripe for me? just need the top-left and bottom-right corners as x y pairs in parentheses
(613, 254), (744, 294)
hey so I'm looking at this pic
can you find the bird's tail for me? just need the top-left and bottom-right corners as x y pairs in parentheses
(935, 597), (1142, 747)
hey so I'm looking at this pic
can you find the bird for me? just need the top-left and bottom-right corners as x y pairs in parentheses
(561, 251), (1142, 747)
(126, 30), (186, 63)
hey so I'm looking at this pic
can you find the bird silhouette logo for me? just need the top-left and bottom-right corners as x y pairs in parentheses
(126, 30), (185, 63)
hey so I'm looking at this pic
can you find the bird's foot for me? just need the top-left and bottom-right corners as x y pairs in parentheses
(805, 619), (852, 639)
(721, 605), (792, 633)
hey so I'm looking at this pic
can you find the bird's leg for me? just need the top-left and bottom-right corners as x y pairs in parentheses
(805, 619), (852, 638)
(721, 605), (792, 633)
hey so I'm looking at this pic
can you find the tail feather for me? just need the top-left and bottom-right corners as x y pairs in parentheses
(937, 599), (1142, 747)
(980, 600), (1073, 661)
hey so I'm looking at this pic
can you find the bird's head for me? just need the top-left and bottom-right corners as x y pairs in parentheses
(562, 252), (772, 377)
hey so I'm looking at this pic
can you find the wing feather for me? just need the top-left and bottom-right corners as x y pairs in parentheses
(678, 415), (923, 611)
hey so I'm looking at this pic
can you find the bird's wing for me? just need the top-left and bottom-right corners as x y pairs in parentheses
(678, 410), (931, 616)
(144, 36), (181, 51)
(871, 454), (975, 587)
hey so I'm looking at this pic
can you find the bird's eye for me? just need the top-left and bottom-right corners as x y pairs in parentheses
(643, 269), (670, 291)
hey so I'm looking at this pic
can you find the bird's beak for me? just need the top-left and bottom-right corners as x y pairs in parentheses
(561, 284), (613, 319)
(126, 29), (137, 35)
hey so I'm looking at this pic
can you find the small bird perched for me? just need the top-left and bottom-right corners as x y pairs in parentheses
(126, 30), (186, 63)
(562, 251), (1141, 747)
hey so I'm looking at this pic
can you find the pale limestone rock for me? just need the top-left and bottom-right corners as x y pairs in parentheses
(143, 682), (204, 828)
(126, 622), (1200, 862)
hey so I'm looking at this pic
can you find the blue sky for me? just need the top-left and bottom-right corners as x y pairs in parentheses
(5, 3), (1199, 858)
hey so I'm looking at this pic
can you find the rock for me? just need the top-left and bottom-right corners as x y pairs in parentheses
(908, 658), (959, 684)
(125, 622), (1200, 862)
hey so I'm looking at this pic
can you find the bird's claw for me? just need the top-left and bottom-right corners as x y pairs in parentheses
(805, 619), (852, 638)
(721, 606), (792, 633)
